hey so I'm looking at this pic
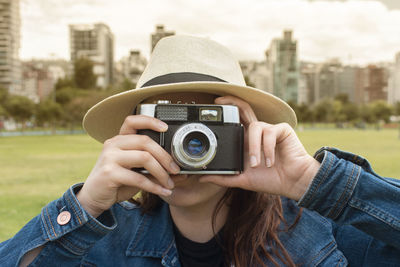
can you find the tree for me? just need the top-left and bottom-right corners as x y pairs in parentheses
(296, 103), (314, 123)
(244, 75), (255, 87)
(394, 102), (400, 116)
(35, 100), (63, 129)
(55, 77), (75, 91)
(342, 102), (359, 122)
(62, 90), (116, 129)
(54, 87), (76, 106)
(334, 93), (349, 104)
(287, 101), (313, 123)
(120, 78), (135, 91)
(370, 100), (393, 123)
(331, 100), (343, 123)
(4, 95), (35, 126)
(0, 87), (9, 104)
(74, 57), (97, 89)
(0, 88), (9, 118)
(0, 104), (7, 117)
(313, 99), (335, 122)
(359, 104), (375, 124)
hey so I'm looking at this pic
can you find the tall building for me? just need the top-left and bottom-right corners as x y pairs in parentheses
(337, 66), (357, 102)
(151, 25), (175, 52)
(365, 65), (388, 103)
(301, 60), (368, 104)
(240, 60), (270, 93)
(353, 67), (368, 104)
(0, 0), (22, 94)
(335, 66), (368, 103)
(314, 59), (341, 102)
(266, 30), (299, 103)
(69, 23), (114, 88)
(21, 59), (68, 103)
(388, 52), (400, 104)
(299, 62), (318, 104)
(122, 50), (147, 87)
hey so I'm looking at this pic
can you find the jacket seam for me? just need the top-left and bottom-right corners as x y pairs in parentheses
(56, 237), (86, 255)
(71, 189), (84, 225)
(41, 209), (51, 239)
(349, 198), (400, 231)
(162, 239), (176, 262)
(328, 164), (360, 219)
(66, 191), (83, 225)
(309, 240), (334, 264)
(306, 152), (334, 204)
(327, 164), (355, 218)
(131, 216), (148, 251)
(45, 206), (57, 239)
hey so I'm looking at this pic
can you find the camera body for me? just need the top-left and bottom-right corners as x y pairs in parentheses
(135, 101), (244, 174)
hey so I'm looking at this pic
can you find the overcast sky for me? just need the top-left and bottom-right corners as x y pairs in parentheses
(20, 0), (400, 65)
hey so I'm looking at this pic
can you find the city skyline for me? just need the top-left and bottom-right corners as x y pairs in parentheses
(20, 0), (400, 65)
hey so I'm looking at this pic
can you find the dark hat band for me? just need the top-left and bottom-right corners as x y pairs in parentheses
(140, 72), (227, 88)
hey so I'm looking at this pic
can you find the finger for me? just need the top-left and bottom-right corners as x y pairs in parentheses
(119, 115), (168, 135)
(248, 122), (263, 167)
(116, 150), (174, 189)
(113, 166), (173, 197)
(105, 134), (180, 174)
(262, 126), (276, 167)
(262, 123), (292, 167)
(215, 96), (258, 126)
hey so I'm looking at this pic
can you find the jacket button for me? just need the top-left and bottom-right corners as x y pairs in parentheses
(57, 211), (71, 225)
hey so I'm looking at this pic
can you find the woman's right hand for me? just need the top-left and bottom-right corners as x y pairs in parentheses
(76, 115), (180, 218)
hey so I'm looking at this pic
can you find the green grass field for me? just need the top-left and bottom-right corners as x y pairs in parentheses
(1, 129), (400, 241)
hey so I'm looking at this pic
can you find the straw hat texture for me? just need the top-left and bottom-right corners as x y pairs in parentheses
(83, 35), (297, 143)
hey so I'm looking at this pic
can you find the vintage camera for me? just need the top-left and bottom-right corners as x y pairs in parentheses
(135, 100), (244, 174)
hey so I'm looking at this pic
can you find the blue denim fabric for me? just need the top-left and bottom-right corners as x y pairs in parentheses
(1, 147), (399, 266)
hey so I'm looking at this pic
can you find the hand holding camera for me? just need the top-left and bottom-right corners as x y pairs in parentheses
(199, 96), (321, 201)
(76, 115), (180, 218)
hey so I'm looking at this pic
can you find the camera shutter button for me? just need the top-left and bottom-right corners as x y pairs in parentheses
(157, 100), (171, 104)
(57, 211), (71, 225)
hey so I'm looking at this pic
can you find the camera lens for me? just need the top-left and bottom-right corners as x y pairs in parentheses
(171, 123), (217, 170)
(183, 132), (210, 157)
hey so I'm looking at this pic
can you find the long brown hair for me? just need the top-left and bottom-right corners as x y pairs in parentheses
(134, 189), (301, 267)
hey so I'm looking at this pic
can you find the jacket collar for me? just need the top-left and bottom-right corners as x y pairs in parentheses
(125, 201), (179, 266)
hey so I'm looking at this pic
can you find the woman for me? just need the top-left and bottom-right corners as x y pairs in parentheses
(1, 35), (400, 267)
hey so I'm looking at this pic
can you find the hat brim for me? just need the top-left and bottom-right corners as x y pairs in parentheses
(83, 82), (297, 143)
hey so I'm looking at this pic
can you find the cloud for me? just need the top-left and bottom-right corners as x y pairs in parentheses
(20, 0), (400, 65)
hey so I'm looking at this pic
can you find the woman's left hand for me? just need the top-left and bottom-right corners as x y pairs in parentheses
(199, 96), (321, 201)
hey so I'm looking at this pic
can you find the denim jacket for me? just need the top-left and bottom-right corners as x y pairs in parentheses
(1, 147), (400, 266)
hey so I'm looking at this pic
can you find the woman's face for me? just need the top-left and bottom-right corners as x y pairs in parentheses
(143, 92), (228, 208)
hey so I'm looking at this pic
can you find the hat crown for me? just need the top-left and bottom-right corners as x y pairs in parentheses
(137, 35), (246, 88)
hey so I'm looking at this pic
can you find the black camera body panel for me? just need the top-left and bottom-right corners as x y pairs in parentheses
(138, 123), (244, 172)
(135, 103), (244, 174)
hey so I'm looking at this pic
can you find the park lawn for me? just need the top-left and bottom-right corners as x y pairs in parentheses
(297, 128), (400, 178)
(1, 129), (400, 241)
(0, 135), (102, 241)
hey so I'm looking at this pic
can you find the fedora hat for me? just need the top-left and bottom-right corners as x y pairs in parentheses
(83, 35), (297, 143)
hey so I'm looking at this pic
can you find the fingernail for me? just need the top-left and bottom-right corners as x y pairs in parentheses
(170, 162), (180, 173)
(161, 188), (172, 196)
(266, 158), (272, 168)
(167, 178), (175, 189)
(250, 155), (258, 167)
(159, 122), (168, 131)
